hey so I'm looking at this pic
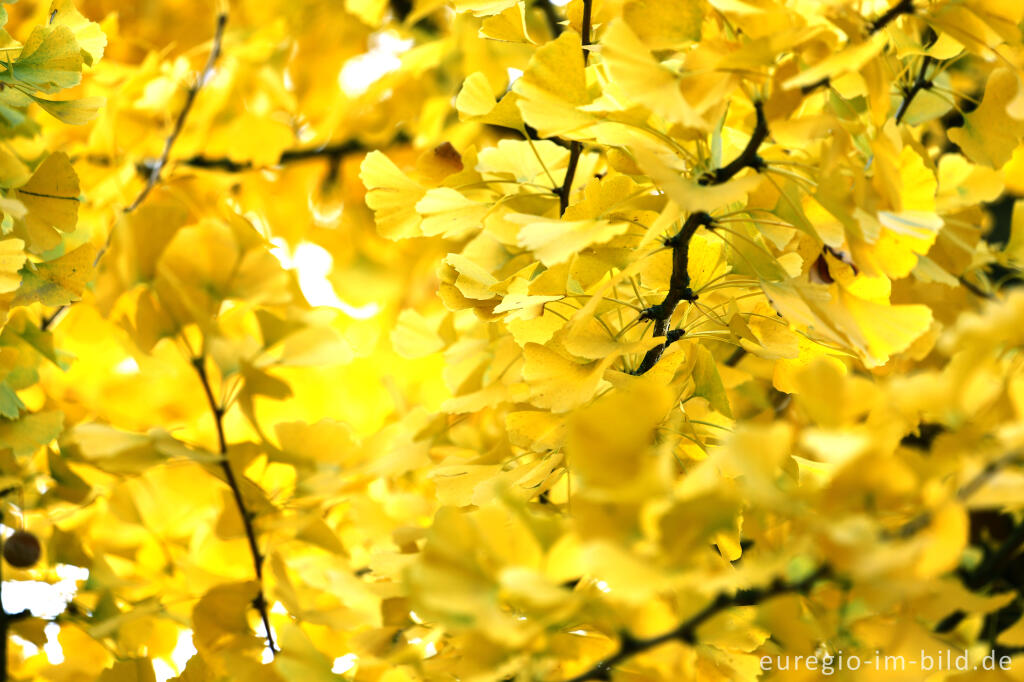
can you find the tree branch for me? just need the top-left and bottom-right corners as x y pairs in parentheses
(42, 11), (228, 333)
(191, 355), (277, 657)
(557, 0), (592, 216)
(559, 566), (830, 682)
(149, 133), (411, 174)
(633, 102), (769, 375)
(895, 55), (935, 124)
(868, 0), (915, 34)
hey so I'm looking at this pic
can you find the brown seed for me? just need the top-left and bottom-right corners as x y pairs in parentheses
(3, 530), (41, 569)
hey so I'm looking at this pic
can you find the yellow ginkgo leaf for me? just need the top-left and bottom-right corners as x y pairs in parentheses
(948, 68), (1024, 168)
(456, 71), (526, 129)
(522, 342), (614, 412)
(12, 242), (95, 307)
(634, 145), (761, 213)
(763, 279), (932, 368)
(783, 33), (887, 92)
(480, 3), (532, 43)
(359, 150), (426, 240)
(597, 19), (704, 128)
(415, 187), (490, 238)
(0, 238), (25, 294)
(512, 214), (629, 266)
(48, 0), (106, 65)
(514, 30), (593, 138)
(391, 309), (446, 358)
(13, 151), (80, 253)
(453, 0), (517, 16)
(622, 0), (703, 49)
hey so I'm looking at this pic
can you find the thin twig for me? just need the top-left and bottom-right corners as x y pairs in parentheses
(557, 0), (592, 216)
(41, 11), (228, 332)
(191, 355), (277, 656)
(125, 13), (227, 215)
(558, 566), (831, 682)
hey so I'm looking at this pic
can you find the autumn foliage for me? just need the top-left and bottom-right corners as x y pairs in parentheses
(3, 0), (1024, 680)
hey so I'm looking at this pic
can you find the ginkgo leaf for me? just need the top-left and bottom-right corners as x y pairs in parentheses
(512, 215), (629, 266)
(456, 71), (526, 128)
(13, 151), (80, 253)
(445, 252), (499, 300)
(634, 145), (761, 213)
(1, 24), (84, 93)
(513, 30), (593, 137)
(97, 659), (157, 682)
(453, 0), (518, 16)
(622, 0), (703, 49)
(0, 147), (30, 189)
(416, 187), (490, 238)
(522, 342), (614, 412)
(480, 4), (532, 43)
(0, 409), (63, 456)
(948, 68), (1024, 168)
(391, 309), (446, 358)
(192, 581), (263, 657)
(12, 243), (96, 307)
(359, 151), (426, 240)
(596, 19), (704, 128)
(0, 238), (25, 293)
(49, 0), (107, 65)
(30, 93), (104, 124)
(763, 279), (933, 367)
(692, 343), (732, 417)
(783, 33), (887, 92)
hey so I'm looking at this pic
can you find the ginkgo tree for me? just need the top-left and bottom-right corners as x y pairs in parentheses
(3, 0), (1024, 680)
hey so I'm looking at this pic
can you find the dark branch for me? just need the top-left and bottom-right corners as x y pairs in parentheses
(868, 0), (915, 34)
(634, 102), (769, 375)
(191, 355), (277, 656)
(557, 0), (592, 216)
(699, 102), (768, 185)
(800, 77), (830, 95)
(155, 131), (413, 173)
(559, 566), (830, 682)
(895, 55), (935, 124)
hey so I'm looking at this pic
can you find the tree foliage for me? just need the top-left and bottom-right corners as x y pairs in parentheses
(3, 0), (1024, 680)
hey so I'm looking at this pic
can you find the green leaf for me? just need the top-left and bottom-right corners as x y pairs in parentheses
(1, 24), (84, 94)
(12, 243), (95, 307)
(0, 409), (63, 456)
(0, 380), (24, 419)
